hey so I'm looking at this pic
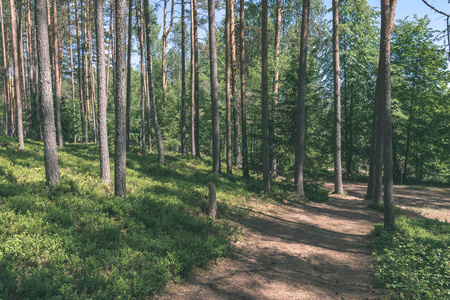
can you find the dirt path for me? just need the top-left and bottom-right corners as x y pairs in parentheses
(157, 182), (449, 300)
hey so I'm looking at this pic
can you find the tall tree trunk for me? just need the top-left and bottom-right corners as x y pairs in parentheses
(230, 0), (241, 168)
(114, 0), (127, 197)
(332, 0), (343, 194)
(373, 77), (384, 204)
(193, 0), (200, 157)
(144, 0), (164, 164)
(10, 0), (24, 149)
(261, 0), (270, 192)
(162, 0), (174, 120)
(225, 0), (232, 173)
(208, 0), (220, 174)
(82, 6), (89, 146)
(240, 0), (249, 177)
(140, 0), (152, 153)
(68, 5), (77, 143)
(189, 0), (195, 156)
(35, 0), (60, 188)
(403, 75), (416, 180)
(87, 0), (98, 145)
(272, 0), (281, 176)
(126, 0), (132, 150)
(0, 0), (10, 136)
(18, 1), (28, 137)
(137, 0), (146, 154)
(180, 0), (187, 155)
(379, 0), (397, 229)
(96, 0), (111, 184)
(51, 0), (63, 147)
(106, 0), (114, 97)
(294, 0), (310, 197)
(75, 0), (86, 145)
(366, 76), (381, 201)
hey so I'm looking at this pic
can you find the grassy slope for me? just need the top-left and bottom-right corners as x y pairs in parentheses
(0, 136), (295, 299)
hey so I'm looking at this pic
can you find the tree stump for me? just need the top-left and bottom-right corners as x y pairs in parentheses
(208, 182), (217, 219)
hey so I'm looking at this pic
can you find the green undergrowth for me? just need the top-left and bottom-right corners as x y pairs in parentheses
(0, 136), (297, 299)
(371, 217), (450, 299)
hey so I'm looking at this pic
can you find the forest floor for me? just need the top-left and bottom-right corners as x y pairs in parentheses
(156, 181), (450, 300)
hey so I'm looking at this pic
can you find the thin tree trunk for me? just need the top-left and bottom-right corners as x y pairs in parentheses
(230, 0), (241, 168)
(181, 0), (187, 155)
(189, 0), (195, 156)
(144, 0), (164, 164)
(403, 75), (416, 180)
(18, 1), (28, 137)
(194, 0), (200, 157)
(82, 6), (90, 146)
(87, 0), (98, 145)
(68, 5), (77, 143)
(366, 75), (380, 201)
(272, 0), (281, 176)
(137, 0), (146, 154)
(208, 0), (220, 174)
(35, 0), (60, 187)
(294, 0), (310, 197)
(52, 0), (63, 147)
(162, 0), (174, 119)
(96, 0), (111, 184)
(106, 0), (114, 97)
(380, 0), (397, 230)
(10, 0), (24, 149)
(332, 0), (343, 194)
(261, 0), (270, 192)
(75, 0), (86, 144)
(373, 77), (384, 204)
(0, 0), (10, 136)
(225, 0), (232, 173)
(114, 0), (127, 197)
(126, 0), (132, 150)
(240, 0), (249, 177)
(140, 0), (152, 153)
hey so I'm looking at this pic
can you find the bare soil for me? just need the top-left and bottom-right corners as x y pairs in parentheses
(156, 181), (450, 300)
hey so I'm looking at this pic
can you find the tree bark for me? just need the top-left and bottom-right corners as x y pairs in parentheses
(189, 0), (195, 156)
(75, 0), (86, 145)
(262, 0), (270, 192)
(96, 0), (111, 184)
(10, 0), (24, 150)
(144, 0), (165, 164)
(137, 0), (146, 154)
(87, 0), (98, 145)
(68, 5), (77, 143)
(0, 0), (10, 136)
(332, 0), (343, 194)
(126, 0), (132, 151)
(52, 0), (63, 147)
(193, 0), (200, 157)
(230, 0), (241, 168)
(379, 0), (397, 230)
(240, 0), (249, 177)
(114, 0), (127, 197)
(162, 0), (174, 120)
(208, 0), (221, 174)
(180, 0), (187, 155)
(272, 0), (281, 176)
(294, 0), (310, 197)
(225, 0), (232, 173)
(140, 0), (152, 153)
(35, 0), (60, 188)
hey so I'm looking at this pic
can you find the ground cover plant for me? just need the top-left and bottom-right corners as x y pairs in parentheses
(371, 216), (450, 299)
(0, 136), (296, 299)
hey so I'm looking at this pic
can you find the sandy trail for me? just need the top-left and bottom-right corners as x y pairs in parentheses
(157, 181), (449, 299)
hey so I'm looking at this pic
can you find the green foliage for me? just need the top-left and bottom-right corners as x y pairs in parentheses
(371, 217), (450, 299)
(1, 137), (281, 298)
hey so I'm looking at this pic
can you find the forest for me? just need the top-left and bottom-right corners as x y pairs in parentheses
(0, 0), (449, 298)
